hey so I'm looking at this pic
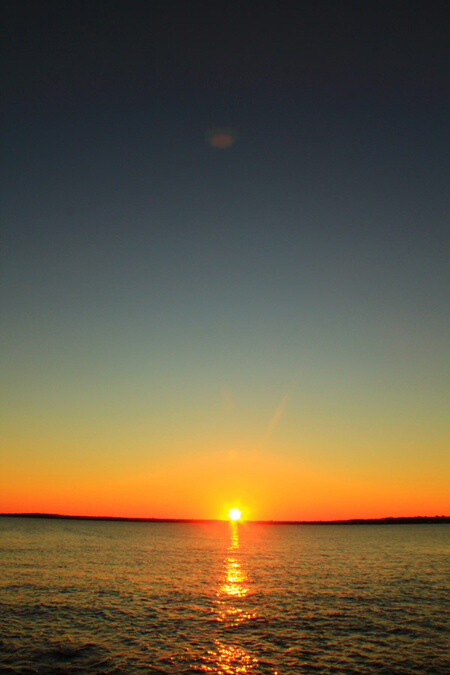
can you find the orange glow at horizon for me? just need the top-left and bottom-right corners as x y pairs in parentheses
(1, 439), (449, 521)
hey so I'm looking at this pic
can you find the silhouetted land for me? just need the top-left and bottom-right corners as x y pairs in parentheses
(1, 514), (448, 525)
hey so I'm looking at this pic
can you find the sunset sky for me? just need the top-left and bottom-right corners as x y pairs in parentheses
(1, 1), (449, 520)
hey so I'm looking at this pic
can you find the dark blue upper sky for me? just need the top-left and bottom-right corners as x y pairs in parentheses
(1, 1), (449, 517)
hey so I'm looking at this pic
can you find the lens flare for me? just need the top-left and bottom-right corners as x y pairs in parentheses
(206, 128), (237, 149)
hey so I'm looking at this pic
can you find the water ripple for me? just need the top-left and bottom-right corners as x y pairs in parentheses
(0, 519), (449, 673)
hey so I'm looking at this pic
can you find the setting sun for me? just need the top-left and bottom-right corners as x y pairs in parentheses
(228, 507), (242, 521)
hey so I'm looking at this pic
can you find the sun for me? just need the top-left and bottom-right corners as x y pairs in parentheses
(228, 507), (242, 521)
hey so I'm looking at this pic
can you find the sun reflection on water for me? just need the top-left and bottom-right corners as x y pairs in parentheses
(217, 557), (249, 599)
(201, 642), (259, 674)
(216, 522), (250, 606)
(203, 521), (260, 673)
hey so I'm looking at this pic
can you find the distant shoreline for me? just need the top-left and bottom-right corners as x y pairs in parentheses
(1, 513), (448, 525)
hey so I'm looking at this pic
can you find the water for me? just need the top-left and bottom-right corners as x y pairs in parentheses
(0, 518), (448, 674)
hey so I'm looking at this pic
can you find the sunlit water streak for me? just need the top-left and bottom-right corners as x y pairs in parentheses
(209, 523), (258, 673)
(0, 518), (448, 674)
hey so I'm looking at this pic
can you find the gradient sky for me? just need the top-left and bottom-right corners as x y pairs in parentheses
(1, 1), (449, 520)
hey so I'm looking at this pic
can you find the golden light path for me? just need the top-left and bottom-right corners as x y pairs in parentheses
(199, 520), (268, 674)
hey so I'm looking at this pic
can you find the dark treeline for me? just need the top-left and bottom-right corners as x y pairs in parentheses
(1, 514), (448, 525)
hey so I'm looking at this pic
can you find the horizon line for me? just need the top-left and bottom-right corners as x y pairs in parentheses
(1, 513), (448, 525)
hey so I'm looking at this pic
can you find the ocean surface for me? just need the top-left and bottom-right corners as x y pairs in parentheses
(0, 518), (448, 674)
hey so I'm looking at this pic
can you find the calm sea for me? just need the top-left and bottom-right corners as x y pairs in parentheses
(0, 518), (448, 674)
